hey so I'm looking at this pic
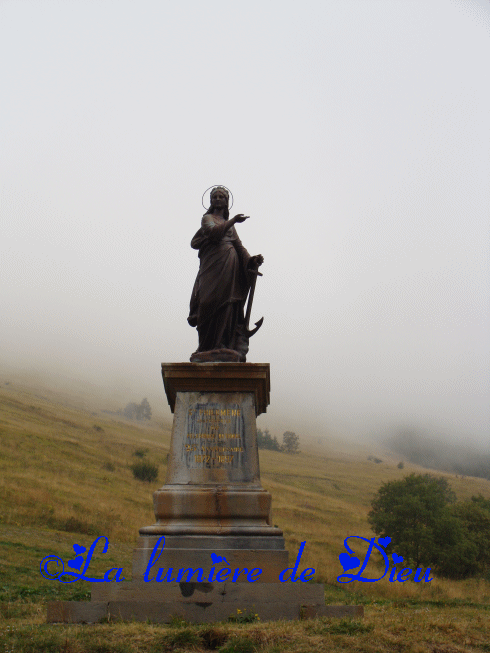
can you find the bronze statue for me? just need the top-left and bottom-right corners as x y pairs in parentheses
(188, 187), (264, 362)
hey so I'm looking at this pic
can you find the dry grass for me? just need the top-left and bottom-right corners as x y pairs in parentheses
(0, 383), (172, 543)
(1, 606), (489, 652)
(1, 377), (490, 651)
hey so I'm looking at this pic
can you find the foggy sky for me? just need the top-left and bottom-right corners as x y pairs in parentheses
(1, 0), (489, 446)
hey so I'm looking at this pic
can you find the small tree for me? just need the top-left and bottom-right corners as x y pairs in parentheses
(123, 402), (138, 420)
(257, 429), (281, 451)
(368, 473), (456, 568)
(137, 398), (152, 421)
(124, 398), (152, 421)
(282, 431), (300, 454)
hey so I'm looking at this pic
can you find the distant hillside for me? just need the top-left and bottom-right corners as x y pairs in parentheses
(387, 429), (490, 481)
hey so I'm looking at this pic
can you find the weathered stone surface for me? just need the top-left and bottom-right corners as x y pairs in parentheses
(217, 582), (325, 603)
(92, 581), (325, 604)
(88, 582), (328, 624)
(162, 392), (260, 486)
(91, 581), (219, 602)
(140, 387), (282, 538)
(136, 534), (285, 550)
(47, 595), (360, 624)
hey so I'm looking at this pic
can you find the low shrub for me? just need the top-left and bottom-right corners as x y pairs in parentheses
(130, 461), (158, 483)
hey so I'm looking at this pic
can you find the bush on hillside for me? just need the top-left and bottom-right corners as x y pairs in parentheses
(369, 474), (455, 568)
(369, 474), (490, 579)
(131, 460), (158, 483)
(439, 497), (490, 578)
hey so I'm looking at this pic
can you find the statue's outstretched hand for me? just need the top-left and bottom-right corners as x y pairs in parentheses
(233, 214), (250, 223)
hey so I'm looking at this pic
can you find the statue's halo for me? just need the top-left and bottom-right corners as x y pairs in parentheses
(201, 185), (234, 211)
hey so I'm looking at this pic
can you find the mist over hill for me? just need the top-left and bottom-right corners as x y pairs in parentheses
(386, 428), (490, 481)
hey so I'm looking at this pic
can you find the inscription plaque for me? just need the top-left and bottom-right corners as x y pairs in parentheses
(166, 391), (260, 486)
(184, 403), (245, 468)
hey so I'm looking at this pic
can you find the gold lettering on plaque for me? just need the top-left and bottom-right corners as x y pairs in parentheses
(185, 403), (243, 468)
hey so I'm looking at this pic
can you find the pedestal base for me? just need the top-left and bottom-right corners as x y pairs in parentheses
(47, 583), (364, 623)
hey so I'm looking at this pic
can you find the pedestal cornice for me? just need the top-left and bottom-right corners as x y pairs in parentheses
(161, 363), (270, 416)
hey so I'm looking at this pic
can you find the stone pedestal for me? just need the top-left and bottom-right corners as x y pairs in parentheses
(47, 363), (361, 623)
(133, 363), (287, 588)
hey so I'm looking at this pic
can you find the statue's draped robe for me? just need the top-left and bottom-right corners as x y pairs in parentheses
(188, 214), (251, 360)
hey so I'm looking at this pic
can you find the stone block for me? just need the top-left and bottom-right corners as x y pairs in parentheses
(91, 580), (219, 602)
(217, 582), (325, 603)
(91, 581), (325, 604)
(56, 581), (364, 624)
(134, 534), (285, 550)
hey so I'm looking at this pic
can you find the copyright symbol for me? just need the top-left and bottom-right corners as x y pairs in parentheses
(40, 555), (64, 580)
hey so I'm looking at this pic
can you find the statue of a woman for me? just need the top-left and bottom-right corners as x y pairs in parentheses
(188, 187), (263, 362)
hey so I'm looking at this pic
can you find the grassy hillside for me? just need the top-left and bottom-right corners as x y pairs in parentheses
(1, 377), (490, 652)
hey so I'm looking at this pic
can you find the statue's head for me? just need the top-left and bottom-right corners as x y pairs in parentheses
(208, 186), (230, 219)
(210, 186), (229, 204)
